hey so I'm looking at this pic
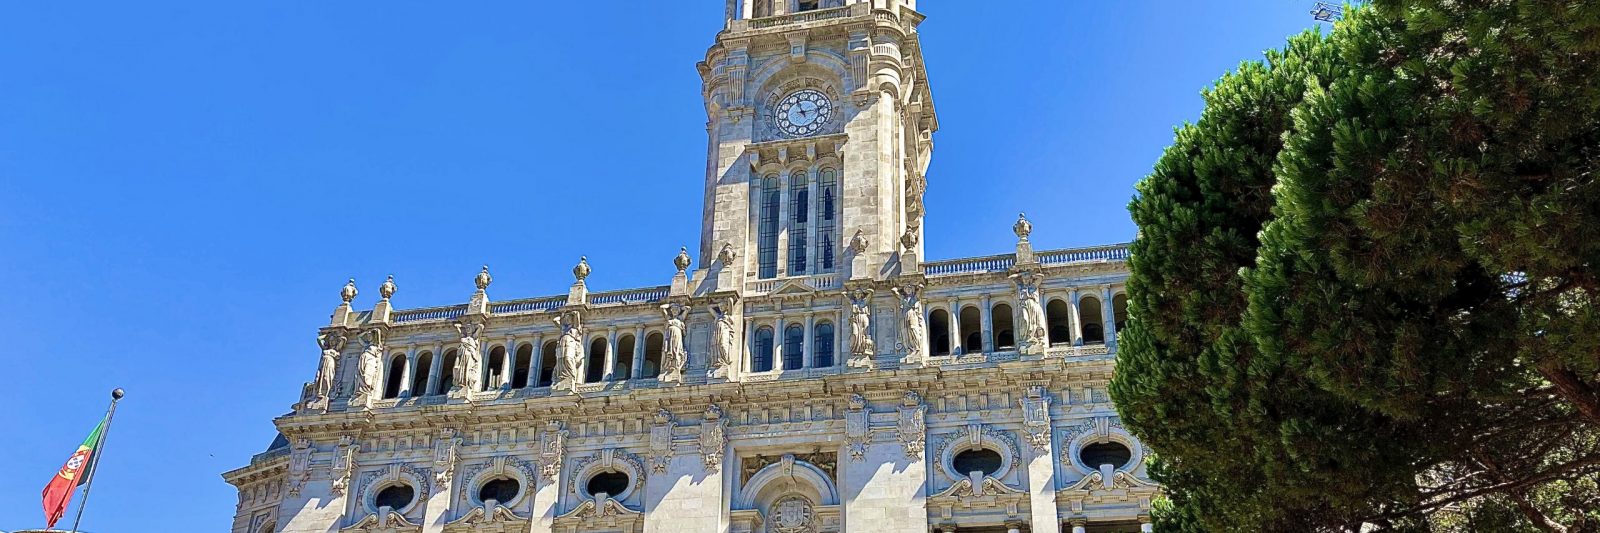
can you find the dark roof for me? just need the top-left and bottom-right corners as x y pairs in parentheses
(266, 432), (289, 452)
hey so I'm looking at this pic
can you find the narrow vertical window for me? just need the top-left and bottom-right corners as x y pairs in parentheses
(814, 323), (835, 367)
(818, 168), (837, 271)
(782, 324), (804, 370)
(753, 326), (776, 372)
(758, 176), (780, 279)
(789, 171), (809, 275)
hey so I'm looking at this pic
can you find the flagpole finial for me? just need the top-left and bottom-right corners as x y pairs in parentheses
(112, 388), (125, 400)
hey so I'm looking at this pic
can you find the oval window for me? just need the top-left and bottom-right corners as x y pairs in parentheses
(951, 448), (1003, 477)
(1079, 441), (1133, 470)
(477, 477), (521, 504)
(374, 484), (415, 511)
(585, 471), (631, 498)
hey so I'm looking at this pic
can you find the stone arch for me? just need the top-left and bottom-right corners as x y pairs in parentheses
(382, 353), (406, 399)
(735, 457), (840, 510)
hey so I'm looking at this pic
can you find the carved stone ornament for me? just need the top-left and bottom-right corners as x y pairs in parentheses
(449, 321), (484, 398)
(312, 332), (347, 407)
(341, 278), (358, 304)
(379, 275), (397, 300)
(899, 228), (919, 251)
(287, 438), (312, 496)
(330, 435), (357, 496)
(846, 288), (876, 367)
(674, 246), (692, 272)
(339, 510), (420, 533)
(708, 298), (738, 379)
(717, 243), (737, 265)
(898, 391), (927, 459)
(845, 393), (870, 461)
(650, 409), (675, 473)
(700, 404), (727, 472)
(1012, 271), (1048, 356)
(1020, 384), (1052, 450)
(893, 282), (927, 365)
(1013, 212), (1032, 241)
(538, 420), (568, 481)
(474, 265), (493, 291)
(660, 304), (691, 383)
(567, 449), (646, 496)
(445, 501), (528, 527)
(433, 428), (461, 490)
(572, 256), (590, 282)
(770, 495), (817, 533)
(846, 230), (869, 254)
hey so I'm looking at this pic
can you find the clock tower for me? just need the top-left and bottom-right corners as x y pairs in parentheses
(695, 0), (937, 295)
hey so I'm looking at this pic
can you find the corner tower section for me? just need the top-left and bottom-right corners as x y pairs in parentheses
(696, 0), (938, 297)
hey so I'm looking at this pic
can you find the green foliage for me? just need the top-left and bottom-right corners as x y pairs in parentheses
(1114, 1), (1600, 530)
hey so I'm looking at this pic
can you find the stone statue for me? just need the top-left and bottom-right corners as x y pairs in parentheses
(893, 282), (927, 364)
(313, 332), (346, 402)
(1012, 272), (1048, 354)
(660, 303), (691, 382)
(352, 328), (383, 406)
(716, 243), (737, 266)
(451, 321), (484, 396)
(847, 231), (869, 255)
(553, 311), (585, 390)
(847, 288), (876, 362)
(709, 298), (737, 378)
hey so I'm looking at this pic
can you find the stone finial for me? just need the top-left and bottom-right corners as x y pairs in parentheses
(847, 230), (869, 254)
(573, 257), (591, 282)
(379, 275), (397, 300)
(900, 229), (919, 251)
(674, 247), (691, 272)
(340, 279), (358, 304)
(1013, 212), (1033, 241)
(474, 265), (493, 291)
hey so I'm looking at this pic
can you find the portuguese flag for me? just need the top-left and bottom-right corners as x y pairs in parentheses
(42, 418), (105, 529)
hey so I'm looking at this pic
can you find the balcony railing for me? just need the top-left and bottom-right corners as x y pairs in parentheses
(925, 243), (1130, 277)
(491, 297), (565, 314)
(393, 305), (468, 323)
(589, 286), (669, 305)
(749, 5), (852, 29)
(925, 255), (1015, 276)
(1038, 244), (1130, 265)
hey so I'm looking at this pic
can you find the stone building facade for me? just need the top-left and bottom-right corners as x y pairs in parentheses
(223, 2), (1156, 532)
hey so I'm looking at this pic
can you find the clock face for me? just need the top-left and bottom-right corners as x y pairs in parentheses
(775, 89), (832, 137)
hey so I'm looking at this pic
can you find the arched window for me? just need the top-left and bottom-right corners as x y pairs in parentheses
(1080, 297), (1105, 344)
(959, 306), (983, 353)
(538, 341), (558, 387)
(814, 322), (835, 367)
(411, 351), (433, 395)
(585, 339), (607, 383)
(1112, 293), (1129, 334)
(818, 168), (837, 271)
(782, 324), (804, 370)
(512, 344), (533, 389)
(485, 346), (506, 391)
(993, 303), (1015, 349)
(643, 332), (664, 378)
(754, 0), (772, 18)
(1047, 299), (1072, 345)
(758, 175), (780, 279)
(929, 309), (951, 356)
(439, 350), (459, 394)
(789, 171), (809, 274)
(616, 335), (636, 380)
(753, 326), (775, 372)
(383, 354), (405, 399)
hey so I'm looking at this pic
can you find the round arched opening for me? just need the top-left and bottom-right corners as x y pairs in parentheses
(1079, 441), (1133, 470)
(477, 477), (521, 504)
(374, 484), (415, 511)
(585, 471), (630, 498)
(951, 448), (1003, 477)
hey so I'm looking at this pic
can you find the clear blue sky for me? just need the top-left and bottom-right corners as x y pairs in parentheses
(0, 2), (1322, 531)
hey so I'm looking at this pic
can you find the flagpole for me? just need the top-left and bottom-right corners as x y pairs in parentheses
(68, 387), (123, 533)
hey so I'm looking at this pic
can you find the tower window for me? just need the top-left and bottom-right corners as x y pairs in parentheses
(585, 338), (607, 383)
(814, 322), (835, 367)
(789, 171), (809, 275)
(758, 176), (780, 279)
(783, 324), (804, 370)
(753, 326), (775, 372)
(817, 168), (837, 271)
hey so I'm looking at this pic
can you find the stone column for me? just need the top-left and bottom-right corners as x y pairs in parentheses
(841, 414), (928, 533)
(604, 327), (618, 381)
(946, 298), (960, 355)
(633, 325), (647, 379)
(803, 312), (816, 368)
(807, 166), (820, 272)
(777, 170), (791, 277)
(528, 471), (559, 533)
(427, 342), (445, 395)
(744, 316), (756, 373)
(775, 315), (787, 370)
(1026, 438), (1062, 533)
(420, 471), (452, 533)
(1101, 285), (1118, 350)
(399, 345), (417, 397)
(980, 294), (994, 353)
(1068, 289), (1084, 346)
(501, 335), (515, 389)
(836, 309), (846, 366)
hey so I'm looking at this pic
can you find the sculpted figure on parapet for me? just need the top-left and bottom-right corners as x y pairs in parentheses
(553, 310), (584, 390)
(709, 297), (737, 378)
(893, 282), (927, 364)
(1013, 271), (1048, 354)
(352, 328), (384, 406)
(660, 302), (691, 382)
(313, 332), (346, 402)
(450, 321), (484, 397)
(847, 287), (876, 366)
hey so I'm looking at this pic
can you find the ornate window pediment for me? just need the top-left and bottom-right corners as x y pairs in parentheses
(443, 501), (529, 533)
(339, 510), (420, 533)
(553, 494), (643, 533)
